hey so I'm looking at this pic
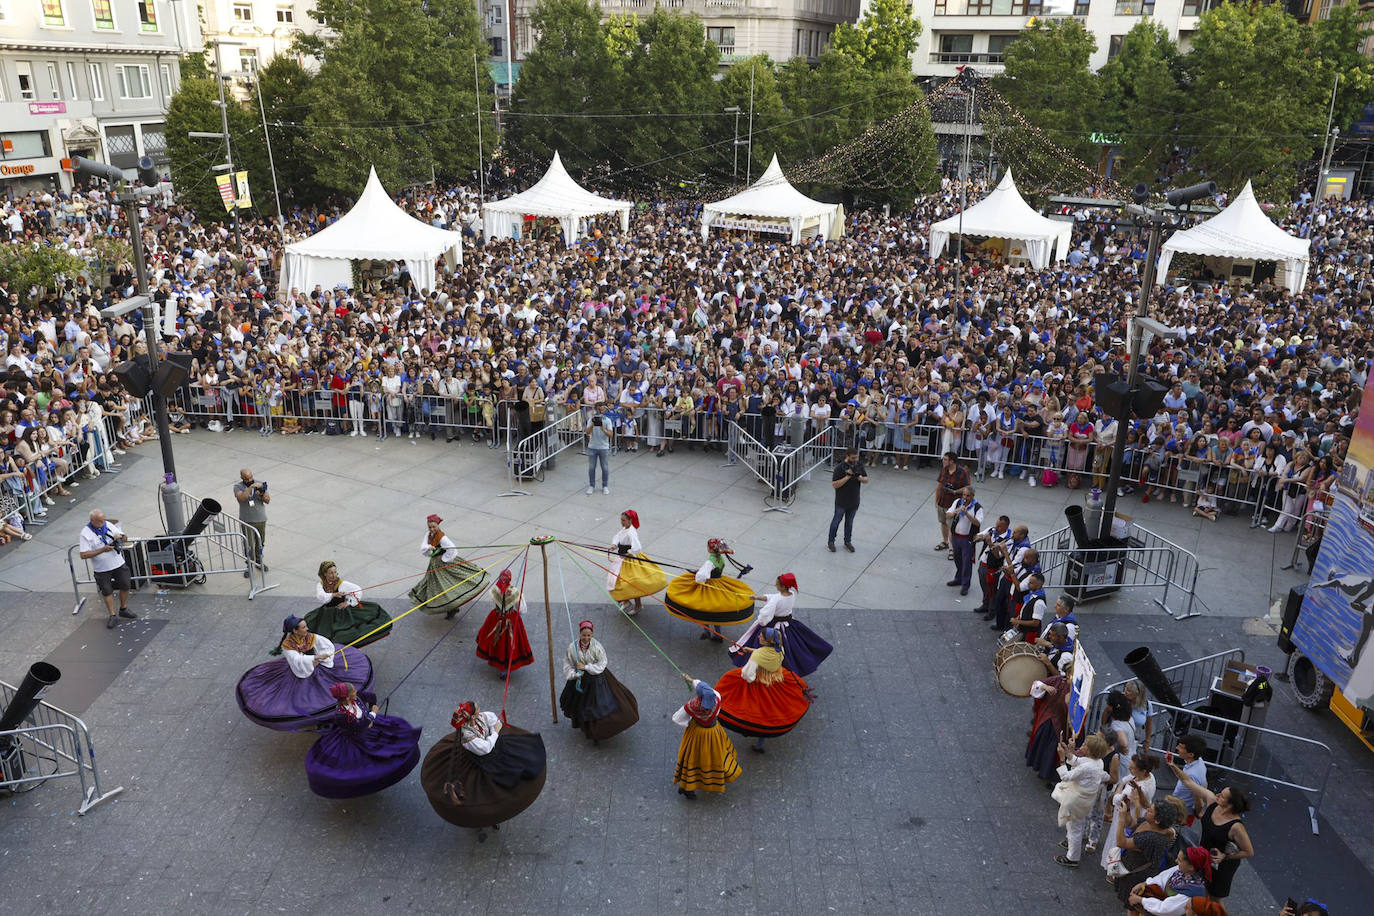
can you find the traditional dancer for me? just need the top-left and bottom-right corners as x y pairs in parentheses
(303, 682), (422, 799)
(606, 509), (666, 616)
(672, 674), (742, 799)
(714, 627), (812, 753)
(236, 616), (374, 730)
(280, 561), (393, 651)
(419, 701), (547, 839)
(664, 538), (755, 643)
(411, 514), (489, 619)
(474, 570), (534, 676)
(1026, 674), (1070, 782)
(558, 619), (640, 743)
(729, 572), (832, 679)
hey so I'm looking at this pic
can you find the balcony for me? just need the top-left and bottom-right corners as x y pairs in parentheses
(929, 51), (1006, 65)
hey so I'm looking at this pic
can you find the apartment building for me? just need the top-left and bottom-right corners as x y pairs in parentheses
(0, 0), (199, 193)
(199, 1), (328, 74)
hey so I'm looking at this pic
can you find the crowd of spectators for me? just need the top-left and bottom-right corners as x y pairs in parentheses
(0, 173), (1369, 539)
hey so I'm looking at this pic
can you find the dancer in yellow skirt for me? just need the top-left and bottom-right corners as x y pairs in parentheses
(664, 538), (755, 643)
(606, 509), (666, 616)
(671, 673), (741, 800)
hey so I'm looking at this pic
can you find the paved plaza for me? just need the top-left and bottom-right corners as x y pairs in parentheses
(2, 433), (1372, 915)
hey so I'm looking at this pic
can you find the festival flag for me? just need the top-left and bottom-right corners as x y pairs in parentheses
(234, 171), (252, 210)
(215, 174), (235, 212)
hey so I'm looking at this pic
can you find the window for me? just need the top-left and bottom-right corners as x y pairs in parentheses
(1107, 34), (1124, 59)
(16, 61), (36, 101)
(1074, 0), (1090, 13)
(1181, 0), (1219, 13)
(115, 64), (151, 99)
(233, 3), (252, 22)
(1114, 0), (1153, 13)
(66, 61), (79, 100)
(488, 36), (502, 57)
(46, 62), (61, 99)
(41, 0), (66, 27)
(159, 63), (172, 99)
(707, 26), (735, 54)
(240, 48), (259, 73)
(986, 34), (1018, 56)
(940, 34), (974, 53)
(138, 0), (157, 31)
(934, 0), (947, 12)
(277, 5), (293, 23)
(92, 0), (115, 29)
(87, 62), (106, 101)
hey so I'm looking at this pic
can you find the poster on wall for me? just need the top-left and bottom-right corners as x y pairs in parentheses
(1295, 364), (1374, 707)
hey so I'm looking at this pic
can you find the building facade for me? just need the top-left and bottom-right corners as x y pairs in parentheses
(0, 0), (199, 193)
(199, 0), (328, 74)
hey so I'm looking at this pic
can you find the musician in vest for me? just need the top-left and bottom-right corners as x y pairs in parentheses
(989, 527), (1033, 626)
(973, 515), (1013, 616)
(78, 509), (138, 629)
(945, 486), (984, 596)
(994, 545), (1041, 632)
(1009, 571), (1049, 642)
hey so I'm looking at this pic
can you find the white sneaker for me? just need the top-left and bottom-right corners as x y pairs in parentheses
(349, 430), (358, 437)
(602, 487), (610, 495)
(586, 487), (594, 495)
(1029, 477), (1037, 487)
(44, 496), (56, 506)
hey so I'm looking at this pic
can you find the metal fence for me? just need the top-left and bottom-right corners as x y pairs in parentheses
(66, 530), (274, 616)
(1030, 523), (1202, 619)
(502, 407), (588, 496)
(0, 679), (123, 814)
(769, 425), (839, 510)
(8, 411), (128, 530)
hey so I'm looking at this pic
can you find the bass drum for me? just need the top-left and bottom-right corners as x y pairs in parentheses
(994, 641), (1056, 697)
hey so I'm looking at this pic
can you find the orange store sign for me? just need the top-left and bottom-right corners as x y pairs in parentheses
(0, 163), (38, 176)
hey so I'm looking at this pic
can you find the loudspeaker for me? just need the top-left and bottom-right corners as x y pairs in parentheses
(1093, 373), (1132, 420)
(153, 354), (191, 398)
(113, 356), (153, 398)
(1278, 584), (1306, 654)
(1134, 377), (1169, 418)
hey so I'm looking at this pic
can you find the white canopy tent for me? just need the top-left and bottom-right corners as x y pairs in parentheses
(701, 155), (844, 244)
(928, 170), (1072, 269)
(280, 167), (462, 295)
(1157, 180), (1311, 292)
(481, 152), (632, 243)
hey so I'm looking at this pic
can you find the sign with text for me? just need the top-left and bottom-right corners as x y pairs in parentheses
(28, 102), (67, 115)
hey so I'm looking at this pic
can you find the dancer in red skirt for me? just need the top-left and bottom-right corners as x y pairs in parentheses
(714, 627), (811, 753)
(474, 569), (534, 676)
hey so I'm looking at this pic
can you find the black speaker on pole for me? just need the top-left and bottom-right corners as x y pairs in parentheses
(113, 355), (153, 398)
(1093, 373), (1132, 420)
(1134, 377), (1169, 418)
(153, 352), (192, 398)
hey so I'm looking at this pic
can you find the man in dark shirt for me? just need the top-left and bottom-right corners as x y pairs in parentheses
(828, 448), (868, 553)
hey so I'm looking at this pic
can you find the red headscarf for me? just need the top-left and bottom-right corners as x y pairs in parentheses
(426, 514), (443, 524)
(1185, 846), (1213, 883)
(622, 509), (639, 528)
(329, 683), (351, 701)
(777, 573), (798, 590)
(495, 569), (512, 594)
(450, 702), (476, 730)
(578, 619), (594, 632)
(707, 538), (732, 555)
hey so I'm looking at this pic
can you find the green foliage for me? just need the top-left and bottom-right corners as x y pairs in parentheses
(304, 0), (494, 193)
(712, 56), (786, 182)
(1308, 3), (1374, 133)
(1097, 21), (1181, 187)
(993, 19), (1101, 172)
(831, 0), (922, 72)
(164, 71), (257, 221)
(0, 241), (88, 304)
(250, 56), (326, 213)
(1183, 1), (1324, 198)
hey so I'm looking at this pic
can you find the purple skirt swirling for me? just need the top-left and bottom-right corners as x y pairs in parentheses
(305, 713), (422, 799)
(236, 647), (374, 731)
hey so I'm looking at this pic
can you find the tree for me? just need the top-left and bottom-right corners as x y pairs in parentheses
(711, 56), (786, 183)
(250, 56), (326, 212)
(1183, 2), (1324, 198)
(302, 0), (494, 193)
(165, 67), (258, 220)
(1097, 21), (1181, 188)
(831, 0), (921, 72)
(1308, 3), (1374, 134)
(508, 0), (616, 174)
(0, 242), (88, 305)
(993, 19), (1101, 170)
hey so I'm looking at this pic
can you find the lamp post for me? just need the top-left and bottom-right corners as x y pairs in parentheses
(74, 157), (187, 534)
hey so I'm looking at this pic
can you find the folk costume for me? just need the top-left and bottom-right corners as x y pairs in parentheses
(729, 573), (831, 677)
(664, 539), (754, 641)
(606, 510), (666, 612)
(558, 621), (639, 742)
(672, 680), (742, 798)
(715, 629), (812, 749)
(237, 616), (374, 731)
(283, 561), (393, 652)
(411, 515), (489, 619)
(474, 570), (534, 674)
(1026, 675), (1070, 781)
(420, 703), (547, 830)
(304, 684), (422, 799)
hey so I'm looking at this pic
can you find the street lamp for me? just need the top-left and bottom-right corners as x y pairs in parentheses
(75, 156), (188, 533)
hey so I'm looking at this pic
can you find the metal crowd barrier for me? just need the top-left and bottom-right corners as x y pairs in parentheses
(1083, 648), (1246, 732)
(769, 425), (839, 511)
(1284, 508), (1329, 573)
(501, 407), (587, 497)
(14, 411), (127, 529)
(1031, 522), (1202, 619)
(66, 530), (274, 616)
(0, 678), (123, 814)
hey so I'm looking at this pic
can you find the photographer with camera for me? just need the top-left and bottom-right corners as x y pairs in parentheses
(827, 448), (868, 553)
(78, 509), (136, 629)
(234, 467), (271, 576)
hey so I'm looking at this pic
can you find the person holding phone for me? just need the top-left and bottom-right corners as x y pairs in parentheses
(828, 448), (868, 553)
(78, 508), (136, 629)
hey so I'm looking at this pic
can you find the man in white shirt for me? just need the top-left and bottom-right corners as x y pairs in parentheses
(945, 485), (984, 595)
(77, 509), (137, 629)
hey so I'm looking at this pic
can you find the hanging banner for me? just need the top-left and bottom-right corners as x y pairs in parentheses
(215, 174), (236, 212)
(234, 170), (252, 209)
(1068, 641), (1096, 736)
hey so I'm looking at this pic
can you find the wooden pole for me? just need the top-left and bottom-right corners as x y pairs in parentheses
(535, 536), (558, 724)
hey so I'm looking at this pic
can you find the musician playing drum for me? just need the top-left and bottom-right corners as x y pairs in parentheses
(1008, 570), (1049, 642)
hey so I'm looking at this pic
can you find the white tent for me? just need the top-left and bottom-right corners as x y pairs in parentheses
(481, 152), (632, 243)
(929, 170), (1072, 269)
(1157, 180), (1311, 292)
(701, 155), (843, 244)
(280, 167), (462, 295)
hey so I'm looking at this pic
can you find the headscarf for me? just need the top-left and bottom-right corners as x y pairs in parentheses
(279, 616), (314, 653)
(450, 702), (476, 731)
(282, 615), (302, 634)
(317, 560), (337, 582)
(495, 569), (512, 594)
(707, 537), (732, 555)
(777, 572), (798, 591)
(426, 514), (443, 524)
(1184, 846), (1213, 883)
(329, 682), (351, 701)
(1187, 898), (1228, 916)
(693, 681), (717, 710)
(762, 626), (778, 644)
(622, 509), (639, 528)
(578, 619), (594, 633)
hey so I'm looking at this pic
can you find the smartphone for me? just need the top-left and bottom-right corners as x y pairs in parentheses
(1165, 751), (1173, 764)
(1284, 898), (1297, 914)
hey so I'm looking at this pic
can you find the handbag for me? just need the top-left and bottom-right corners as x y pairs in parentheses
(1040, 468), (1059, 487)
(1104, 846), (1128, 878)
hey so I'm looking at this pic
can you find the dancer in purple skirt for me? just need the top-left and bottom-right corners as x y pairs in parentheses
(236, 616), (374, 731)
(304, 683), (422, 798)
(729, 573), (832, 679)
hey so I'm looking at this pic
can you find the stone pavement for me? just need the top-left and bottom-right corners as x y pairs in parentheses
(1, 431), (1369, 915)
